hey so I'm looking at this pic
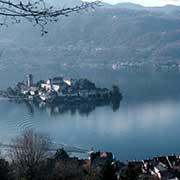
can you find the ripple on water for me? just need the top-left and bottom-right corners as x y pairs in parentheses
(0, 101), (33, 140)
(16, 118), (33, 131)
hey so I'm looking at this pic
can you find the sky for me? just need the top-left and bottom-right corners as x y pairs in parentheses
(84, 0), (180, 7)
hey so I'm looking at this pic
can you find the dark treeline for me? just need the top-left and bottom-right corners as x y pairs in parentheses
(1, 129), (178, 180)
(0, 129), (119, 180)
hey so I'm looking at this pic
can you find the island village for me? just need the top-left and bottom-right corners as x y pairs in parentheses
(0, 74), (122, 104)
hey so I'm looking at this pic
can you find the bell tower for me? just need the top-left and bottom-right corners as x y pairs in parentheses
(27, 74), (33, 88)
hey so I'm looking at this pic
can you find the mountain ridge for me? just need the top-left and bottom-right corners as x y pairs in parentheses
(100, 2), (180, 13)
(1, 1), (180, 68)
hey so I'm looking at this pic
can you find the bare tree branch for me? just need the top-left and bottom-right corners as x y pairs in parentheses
(8, 129), (51, 180)
(0, 0), (101, 35)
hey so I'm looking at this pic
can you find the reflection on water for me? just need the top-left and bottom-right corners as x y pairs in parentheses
(1, 70), (180, 161)
(22, 99), (121, 117)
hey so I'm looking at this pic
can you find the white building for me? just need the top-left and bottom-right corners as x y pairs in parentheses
(41, 79), (60, 92)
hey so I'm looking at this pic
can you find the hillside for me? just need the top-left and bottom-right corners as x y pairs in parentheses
(1, 2), (180, 70)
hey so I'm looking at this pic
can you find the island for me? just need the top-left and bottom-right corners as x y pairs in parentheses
(0, 75), (122, 106)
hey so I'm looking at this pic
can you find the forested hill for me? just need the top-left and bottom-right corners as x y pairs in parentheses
(1, 2), (180, 67)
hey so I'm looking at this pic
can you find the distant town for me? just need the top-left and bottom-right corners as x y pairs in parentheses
(112, 61), (180, 71)
(0, 75), (122, 105)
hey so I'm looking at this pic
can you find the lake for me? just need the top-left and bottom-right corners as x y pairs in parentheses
(1, 67), (180, 161)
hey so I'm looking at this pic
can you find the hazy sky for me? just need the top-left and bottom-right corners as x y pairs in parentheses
(84, 0), (180, 6)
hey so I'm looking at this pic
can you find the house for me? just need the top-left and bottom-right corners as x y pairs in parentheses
(41, 79), (60, 92)
(63, 78), (72, 86)
(151, 162), (177, 180)
(152, 162), (168, 178)
(89, 151), (115, 179)
(39, 90), (57, 102)
(90, 151), (113, 169)
(41, 79), (53, 91)
(29, 87), (39, 96)
(53, 84), (60, 92)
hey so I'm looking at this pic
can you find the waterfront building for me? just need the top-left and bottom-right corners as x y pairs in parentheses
(41, 79), (54, 91)
(29, 87), (39, 96)
(63, 78), (72, 86)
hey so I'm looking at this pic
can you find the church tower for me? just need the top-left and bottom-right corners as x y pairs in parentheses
(27, 74), (33, 88)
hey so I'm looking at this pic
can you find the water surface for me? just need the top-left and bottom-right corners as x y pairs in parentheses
(0, 68), (180, 161)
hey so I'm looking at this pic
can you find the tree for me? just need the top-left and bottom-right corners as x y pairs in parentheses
(8, 129), (51, 180)
(0, 0), (100, 35)
(49, 158), (85, 180)
(85, 168), (100, 180)
(54, 148), (69, 160)
(112, 85), (121, 98)
(0, 159), (11, 180)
